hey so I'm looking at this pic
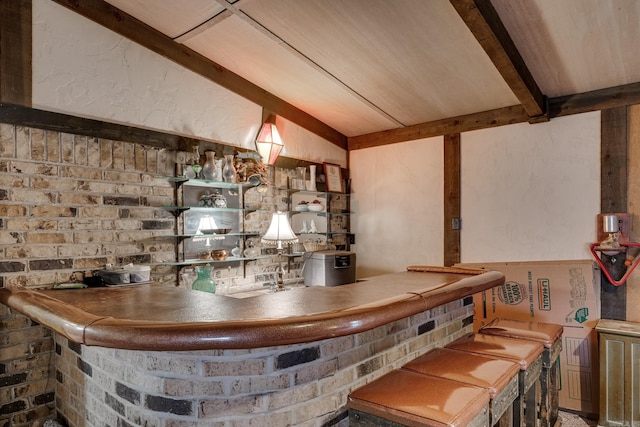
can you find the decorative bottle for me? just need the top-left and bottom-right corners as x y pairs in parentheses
(201, 151), (216, 180)
(308, 165), (317, 191)
(231, 241), (242, 258)
(214, 158), (223, 181)
(223, 154), (236, 183)
(192, 265), (216, 293)
(243, 240), (261, 258)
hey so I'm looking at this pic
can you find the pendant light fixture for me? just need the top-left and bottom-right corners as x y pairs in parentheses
(255, 115), (284, 165)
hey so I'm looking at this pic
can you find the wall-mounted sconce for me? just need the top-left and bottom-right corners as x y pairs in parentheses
(255, 115), (283, 165)
(590, 213), (640, 286)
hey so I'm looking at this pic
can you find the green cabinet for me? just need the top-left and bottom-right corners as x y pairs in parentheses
(596, 319), (640, 426)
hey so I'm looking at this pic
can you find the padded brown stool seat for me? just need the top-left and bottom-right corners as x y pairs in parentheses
(403, 348), (520, 426)
(348, 369), (491, 427)
(446, 333), (544, 427)
(479, 318), (563, 427)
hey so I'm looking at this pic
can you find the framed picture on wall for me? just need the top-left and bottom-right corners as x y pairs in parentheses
(323, 163), (343, 193)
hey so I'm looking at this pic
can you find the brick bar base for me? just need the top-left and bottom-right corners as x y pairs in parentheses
(51, 299), (474, 426)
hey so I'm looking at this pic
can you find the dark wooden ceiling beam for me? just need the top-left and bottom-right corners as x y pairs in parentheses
(348, 105), (529, 150)
(0, 0), (32, 106)
(50, 0), (347, 150)
(549, 81), (640, 118)
(0, 103), (199, 151)
(449, 0), (546, 120)
(349, 80), (640, 150)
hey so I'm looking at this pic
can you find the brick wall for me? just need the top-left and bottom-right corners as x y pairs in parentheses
(0, 123), (300, 426)
(0, 304), (55, 427)
(0, 123), (178, 288)
(52, 298), (474, 427)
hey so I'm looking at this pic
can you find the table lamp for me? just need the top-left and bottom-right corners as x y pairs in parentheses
(195, 215), (223, 247)
(261, 212), (298, 290)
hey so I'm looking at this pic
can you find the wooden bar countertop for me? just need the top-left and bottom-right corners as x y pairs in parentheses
(0, 268), (504, 351)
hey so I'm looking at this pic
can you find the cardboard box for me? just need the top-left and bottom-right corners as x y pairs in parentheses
(458, 260), (600, 415)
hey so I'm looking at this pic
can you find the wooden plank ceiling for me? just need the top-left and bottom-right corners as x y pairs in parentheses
(55, 0), (640, 149)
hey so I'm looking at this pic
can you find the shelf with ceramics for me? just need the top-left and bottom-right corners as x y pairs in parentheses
(162, 160), (352, 268)
(289, 190), (352, 251)
(162, 170), (271, 266)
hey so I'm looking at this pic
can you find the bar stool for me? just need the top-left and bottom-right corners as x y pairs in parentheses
(446, 332), (544, 427)
(348, 369), (491, 427)
(403, 347), (520, 426)
(479, 318), (563, 427)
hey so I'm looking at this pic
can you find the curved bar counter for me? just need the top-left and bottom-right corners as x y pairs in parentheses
(0, 269), (504, 426)
(0, 270), (503, 350)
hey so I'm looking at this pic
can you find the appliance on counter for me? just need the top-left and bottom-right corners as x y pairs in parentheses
(303, 250), (356, 286)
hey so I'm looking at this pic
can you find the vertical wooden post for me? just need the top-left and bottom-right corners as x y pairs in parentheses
(600, 107), (628, 320)
(444, 133), (461, 266)
(626, 105), (640, 322)
(0, 0), (32, 106)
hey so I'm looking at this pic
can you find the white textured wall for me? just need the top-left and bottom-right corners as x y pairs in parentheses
(32, 0), (346, 167)
(275, 115), (347, 168)
(461, 112), (600, 262)
(350, 137), (444, 278)
(351, 112), (600, 277)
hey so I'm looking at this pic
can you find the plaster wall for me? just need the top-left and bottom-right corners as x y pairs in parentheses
(461, 112), (600, 263)
(350, 137), (445, 278)
(350, 112), (600, 277)
(31, 0), (347, 168)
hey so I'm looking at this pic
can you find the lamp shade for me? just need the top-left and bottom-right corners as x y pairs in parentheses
(262, 212), (297, 249)
(256, 122), (283, 165)
(197, 216), (219, 234)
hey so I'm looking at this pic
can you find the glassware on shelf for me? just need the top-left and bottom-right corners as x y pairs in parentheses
(223, 154), (236, 183)
(191, 146), (202, 179)
(201, 150), (216, 180)
(183, 164), (196, 179)
(243, 239), (261, 258)
(295, 166), (306, 190)
(191, 163), (202, 179)
(181, 268), (197, 288)
(231, 241), (242, 258)
(192, 265), (216, 293)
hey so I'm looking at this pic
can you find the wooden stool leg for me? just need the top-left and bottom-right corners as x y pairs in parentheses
(511, 371), (538, 427)
(524, 379), (538, 427)
(541, 367), (550, 427)
(513, 394), (524, 427)
(540, 352), (561, 427)
(549, 359), (560, 426)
